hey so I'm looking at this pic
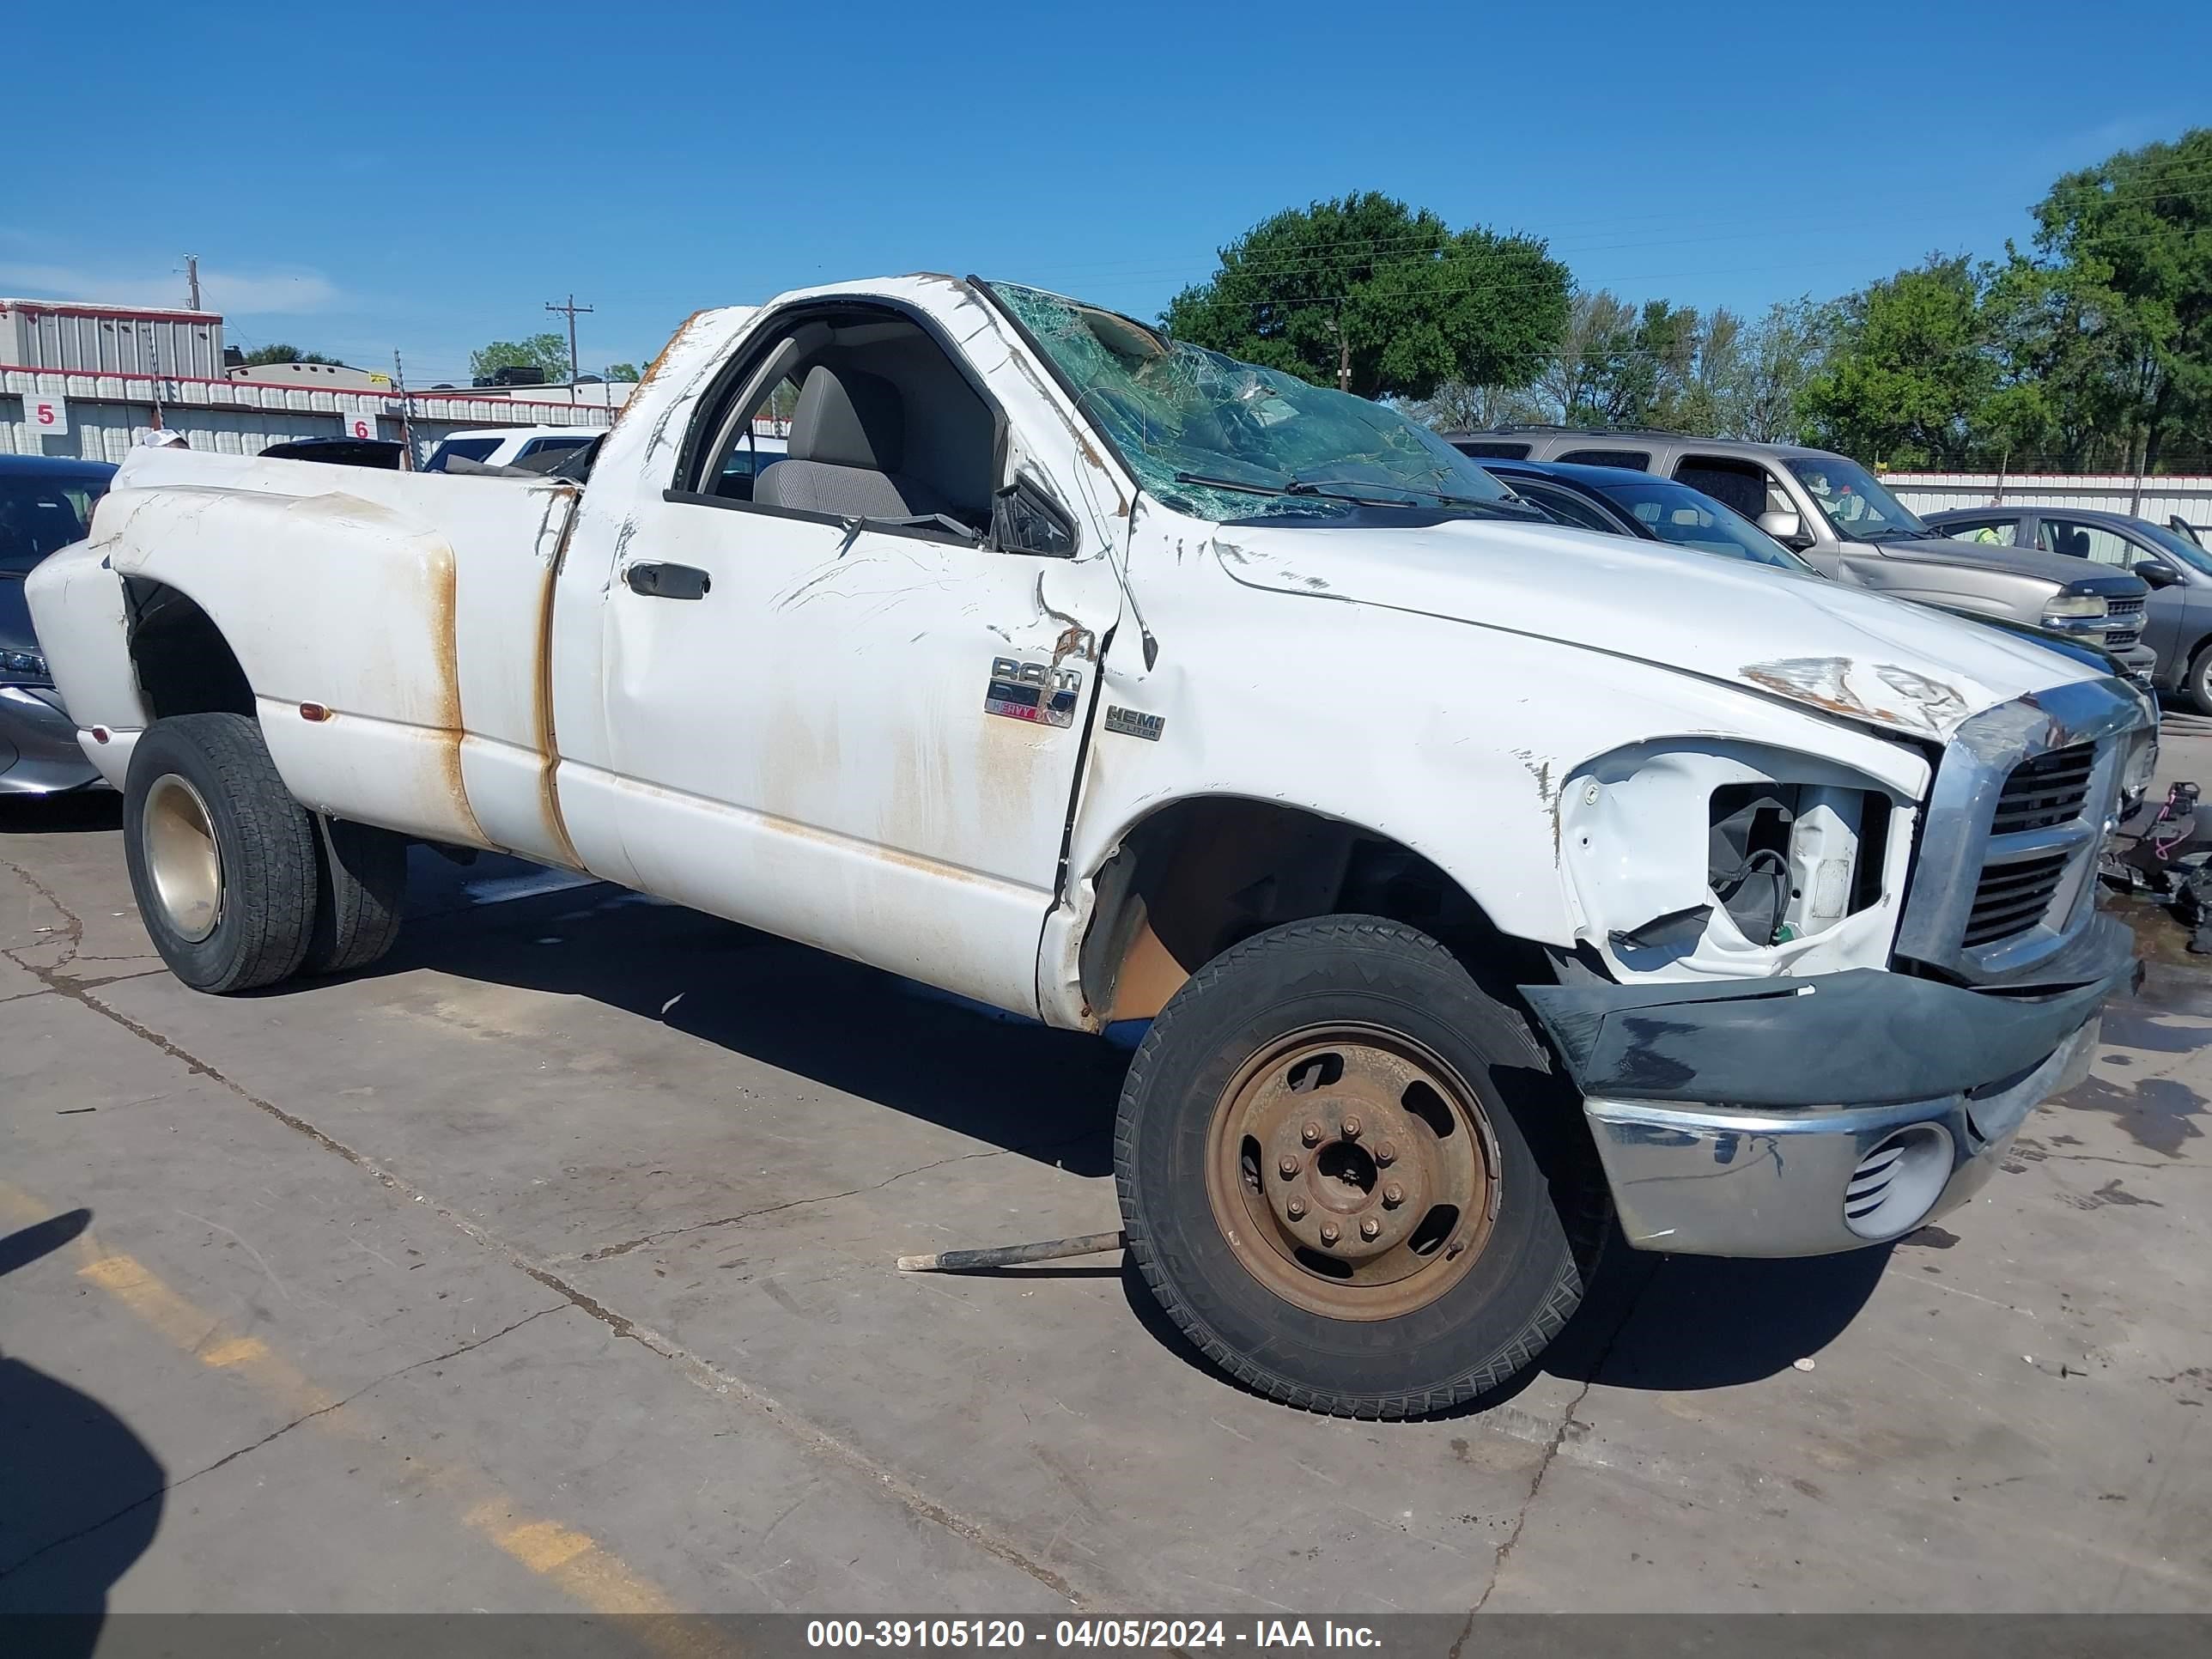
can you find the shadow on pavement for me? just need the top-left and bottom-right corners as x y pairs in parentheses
(349, 862), (1130, 1178)
(1538, 1237), (1892, 1392)
(329, 854), (1893, 1408)
(0, 1209), (167, 1646)
(0, 791), (121, 836)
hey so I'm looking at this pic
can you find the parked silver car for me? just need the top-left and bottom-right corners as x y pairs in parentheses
(1923, 504), (2212, 711)
(1, 454), (113, 794)
(1448, 428), (2155, 680)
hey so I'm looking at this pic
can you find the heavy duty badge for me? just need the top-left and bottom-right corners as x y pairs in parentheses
(984, 657), (1081, 728)
(1104, 705), (1165, 741)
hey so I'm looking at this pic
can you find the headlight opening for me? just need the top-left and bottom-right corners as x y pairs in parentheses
(1708, 784), (1891, 946)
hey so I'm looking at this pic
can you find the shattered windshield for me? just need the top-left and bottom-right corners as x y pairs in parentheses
(988, 283), (1520, 524)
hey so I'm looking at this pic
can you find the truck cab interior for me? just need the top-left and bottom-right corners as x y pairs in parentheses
(687, 307), (997, 534)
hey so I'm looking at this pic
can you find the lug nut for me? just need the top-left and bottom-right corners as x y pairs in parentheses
(1376, 1141), (1396, 1166)
(1319, 1222), (1340, 1245)
(1359, 1218), (1381, 1241)
(1382, 1182), (1404, 1208)
(1278, 1155), (1300, 1180)
(1341, 1115), (1362, 1140)
(1286, 1197), (1307, 1220)
(1301, 1121), (1323, 1147)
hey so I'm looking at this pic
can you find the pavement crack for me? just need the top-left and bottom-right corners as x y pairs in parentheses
(0, 1304), (562, 1583)
(17, 973), (1095, 1607)
(1464, 1254), (1655, 1620)
(572, 1129), (1103, 1263)
(2, 857), (86, 973)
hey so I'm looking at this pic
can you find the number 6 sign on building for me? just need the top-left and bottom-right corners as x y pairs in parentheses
(26, 392), (69, 436)
(343, 412), (378, 441)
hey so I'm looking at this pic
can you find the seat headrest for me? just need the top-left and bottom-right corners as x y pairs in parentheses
(788, 365), (904, 472)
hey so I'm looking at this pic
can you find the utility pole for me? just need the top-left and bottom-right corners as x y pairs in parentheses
(393, 349), (416, 470)
(546, 294), (592, 402)
(184, 253), (201, 311)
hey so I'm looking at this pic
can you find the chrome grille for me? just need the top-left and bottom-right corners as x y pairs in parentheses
(1964, 851), (2071, 946)
(1990, 744), (2096, 834)
(2106, 596), (2145, 649)
(1893, 679), (2150, 984)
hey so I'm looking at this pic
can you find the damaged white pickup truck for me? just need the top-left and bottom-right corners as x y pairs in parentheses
(31, 276), (2155, 1417)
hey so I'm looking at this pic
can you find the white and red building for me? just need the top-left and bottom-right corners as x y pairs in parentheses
(2, 295), (618, 464)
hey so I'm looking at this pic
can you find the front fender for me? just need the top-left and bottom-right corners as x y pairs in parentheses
(1040, 544), (1933, 1027)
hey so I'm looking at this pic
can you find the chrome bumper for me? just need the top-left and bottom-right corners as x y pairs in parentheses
(1583, 1017), (2099, 1256)
(0, 684), (102, 795)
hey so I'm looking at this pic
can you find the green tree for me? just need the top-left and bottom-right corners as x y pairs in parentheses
(1164, 192), (1570, 401)
(1528, 291), (1703, 428)
(470, 332), (572, 384)
(1799, 254), (1998, 467)
(242, 343), (343, 366)
(605, 362), (642, 382)
(2019, 128), (2212, 472)
(1732, 298), (1835, 444)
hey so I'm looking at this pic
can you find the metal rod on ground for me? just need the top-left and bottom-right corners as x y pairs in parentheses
(896, 1230), (1127, 1273)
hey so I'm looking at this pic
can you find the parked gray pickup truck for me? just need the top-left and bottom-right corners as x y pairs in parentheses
(1449, 429), (2156, 681)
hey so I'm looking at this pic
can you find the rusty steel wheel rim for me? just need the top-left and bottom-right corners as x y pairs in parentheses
(1203, 1023), (1502, 1321)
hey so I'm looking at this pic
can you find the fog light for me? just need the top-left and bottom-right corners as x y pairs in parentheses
(1843, 1123), (1953, 1240)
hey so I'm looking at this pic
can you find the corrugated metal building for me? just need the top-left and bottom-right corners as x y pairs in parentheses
(1, 295), (616, 464)
(1882, 471), (2212, 530)
(2, 296), (227, 379)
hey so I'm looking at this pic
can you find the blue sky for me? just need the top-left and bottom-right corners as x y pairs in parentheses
(3, 1), (2203, 382)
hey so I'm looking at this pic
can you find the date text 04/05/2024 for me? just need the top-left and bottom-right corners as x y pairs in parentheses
(805, 1621), (1382, 1650)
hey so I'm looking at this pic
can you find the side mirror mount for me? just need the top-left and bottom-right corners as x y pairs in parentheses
(2136, 560), (2182, 590)
(990, 477), (1079, 558)
(1758, 508), (1809, 548)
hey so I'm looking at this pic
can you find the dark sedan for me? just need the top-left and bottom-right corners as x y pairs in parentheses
(1491, 459), (2148, 689)
(1483, 458), (1819, 574)
(1923, 504), (2212, 711)
(1, 453), (115, 793)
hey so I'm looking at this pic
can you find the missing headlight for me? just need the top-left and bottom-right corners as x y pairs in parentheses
(1710, 784), (1885, 945)
(1710, 787), (1794, 945)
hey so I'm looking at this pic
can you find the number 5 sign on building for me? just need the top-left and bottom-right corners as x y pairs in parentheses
(26, 391), (69, 435)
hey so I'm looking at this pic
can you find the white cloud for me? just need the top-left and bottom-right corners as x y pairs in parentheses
(0, 259), (341, 315)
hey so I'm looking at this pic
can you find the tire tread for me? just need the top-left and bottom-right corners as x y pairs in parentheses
(305, 817), (408, 975)
(1115, 915), (1607, 1419)
(125, 713), (318, 994)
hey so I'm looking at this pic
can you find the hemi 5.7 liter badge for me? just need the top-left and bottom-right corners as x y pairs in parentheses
(1104, 705), (1164, 741)
(984, 657), (1081, 728)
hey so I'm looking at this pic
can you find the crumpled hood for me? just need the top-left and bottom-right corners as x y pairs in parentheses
(1209, 517), (2109, 741)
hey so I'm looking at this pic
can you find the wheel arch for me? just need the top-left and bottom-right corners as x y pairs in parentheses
(123, 575), (257, 720)
(1067, 792), (1555, 1028)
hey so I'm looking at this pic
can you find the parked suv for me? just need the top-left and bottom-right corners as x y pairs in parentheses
(1923, 505), (2212, 711)
(1449, 428), (2155, 679)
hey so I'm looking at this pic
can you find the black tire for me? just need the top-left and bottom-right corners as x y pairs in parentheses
(1116, 915), (1607, 1419)
(123, 713), (318, 994)
(305, 817), (409, 975)
(2185, 641), (2212, 718)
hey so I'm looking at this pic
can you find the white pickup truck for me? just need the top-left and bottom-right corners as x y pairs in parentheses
(30, 275), (2154, 1417)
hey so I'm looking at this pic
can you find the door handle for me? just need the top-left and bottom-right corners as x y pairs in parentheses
(626, 562), (712, 600)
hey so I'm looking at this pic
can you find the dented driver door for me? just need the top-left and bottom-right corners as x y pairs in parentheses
(594, 497), (1121, 1018)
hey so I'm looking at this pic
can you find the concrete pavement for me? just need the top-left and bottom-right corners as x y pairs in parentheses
(3, 738), (2209, 1618)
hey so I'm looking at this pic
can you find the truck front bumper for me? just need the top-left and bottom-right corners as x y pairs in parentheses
(1520, 915), (2138, 1256)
